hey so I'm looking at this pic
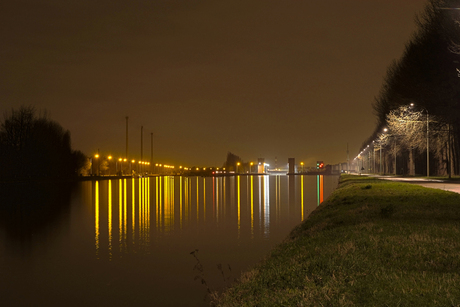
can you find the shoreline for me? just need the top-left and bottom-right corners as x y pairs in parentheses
(214, 174), (460, 306)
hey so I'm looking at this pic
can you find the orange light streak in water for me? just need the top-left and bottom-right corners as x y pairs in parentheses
(124, 179), (127, 249)
(196, 178), (199, 222)
(132, 178), (135, 247)
(139, 178), (143, 242)
(203, 177), (206, 222)
(119, 179), (122, 252)
(250, 176), (254, 237)
(237, 175), (241, 234)
(95, 181), (100, 258)
(320, 175), (324, 203)
(155, 177), (159, 228)
(301, 175), (304, 221)
(180, 177), (183, 228)
(108, 180), (112, 260)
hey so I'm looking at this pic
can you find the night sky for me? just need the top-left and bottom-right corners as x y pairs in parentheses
(1, 0), (427, 168)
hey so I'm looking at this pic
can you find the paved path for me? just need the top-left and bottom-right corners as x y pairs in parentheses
(365, 174), (460, 194)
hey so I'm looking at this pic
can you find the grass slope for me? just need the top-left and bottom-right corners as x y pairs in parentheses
(214, 175), (460, 306)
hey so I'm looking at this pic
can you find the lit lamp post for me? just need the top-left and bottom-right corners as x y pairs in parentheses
(381, 128), (388, 174)
(382, 128), (397, 175)
(94, 154), (100, 176)
(300, 162), (304, 173)
(425, 109), (430, 177)
(117, 158), (122, 175)
(108, 156), (112, 175)
(410, 103), (429, 177)
(372, 141), (376, 174)
(236, 162), (240, 174)
(366, 145), (370, 173)
(250, 162), (253, 174)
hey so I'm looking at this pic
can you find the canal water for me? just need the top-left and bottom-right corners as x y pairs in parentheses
(0, 175), (338, 306)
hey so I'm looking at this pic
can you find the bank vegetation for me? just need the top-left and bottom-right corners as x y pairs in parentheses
(214, 175), (460, 306)
(0, 106), (86, 181)
(360, 0), (460, 177)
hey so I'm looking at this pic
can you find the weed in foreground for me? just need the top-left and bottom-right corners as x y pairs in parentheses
(190, 249), (235, 304)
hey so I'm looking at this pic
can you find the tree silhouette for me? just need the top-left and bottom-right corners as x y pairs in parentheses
(367, 0), (460, 175)
(0, 106), (86, 180)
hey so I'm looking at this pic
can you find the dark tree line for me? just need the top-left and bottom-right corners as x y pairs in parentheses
(0, 106), (87, 180)
(364, 0), (460, 176)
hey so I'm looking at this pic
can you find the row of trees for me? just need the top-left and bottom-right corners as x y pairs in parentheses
(362, 0), (460, 177)
(0, 106), (87, 180)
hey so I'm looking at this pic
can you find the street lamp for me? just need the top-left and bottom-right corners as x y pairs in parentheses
(236, 162), (240, 174)
(250, 162), (253, 174)
(366, 145), (370, 173)
(108, 156), (112, 175)
(381, 128), (388, 174)
(410, 103), (429, 177)
(372, 141), (376, 174)
(117, 158), (122, 175)
(94, 154), (100, 176)
(300, 162), (304, 173)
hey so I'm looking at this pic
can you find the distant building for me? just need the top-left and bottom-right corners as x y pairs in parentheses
(288, 158), (295, 174)
(258, 158), (265, 173)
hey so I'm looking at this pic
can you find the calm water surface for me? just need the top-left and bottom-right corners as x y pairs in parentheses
(0, 175), (338, 306)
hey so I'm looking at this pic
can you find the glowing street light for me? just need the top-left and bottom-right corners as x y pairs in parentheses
(411, 103), (429, 177)
(94, 153), (100, 176)
(107, 156), (112, 175)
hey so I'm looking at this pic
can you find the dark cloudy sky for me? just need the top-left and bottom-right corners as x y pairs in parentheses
(1, 0), (428, 168)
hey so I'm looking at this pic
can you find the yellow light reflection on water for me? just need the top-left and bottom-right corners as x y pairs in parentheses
(196, 178), (199, 222)
(91, 174), (335, 260)
(214, 177), (219, 222)
(124, 179), (127, 250)
(263, 176), (270, 236)
(258, 176), (262, 229)
(185, 177), (189, 223)
(108, 180), (112, 260)
(147, 178), (150, 246)
(180, 177), (183, 228)
(159, 177), (163, 228)
(301, 175), (304, 221)
(119, 179), (122, 251)
(237, 175), (241, 234)
(275, 175), (281, 219)
(132, 178), (135, 247)
(250, 176), (254, 237)
(95, 181), (100, 258)
(203, 177), (206, 222)
(155, 177), (159, 228)
(162, 176), (174, 232)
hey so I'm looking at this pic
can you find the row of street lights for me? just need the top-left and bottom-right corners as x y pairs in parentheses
(91, 152), (221, 176)
(354, 103), (429, 177)
(91, 154), (153, 176)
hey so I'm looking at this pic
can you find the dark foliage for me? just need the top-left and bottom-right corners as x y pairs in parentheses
(0, 106), (86, 180)
(366, 0), (460, 175)
(0, 181), (73, 247)
(223, 152), (242, 171)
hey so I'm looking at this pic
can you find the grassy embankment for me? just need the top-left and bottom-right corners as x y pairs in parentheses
(214, 175), (460, 306)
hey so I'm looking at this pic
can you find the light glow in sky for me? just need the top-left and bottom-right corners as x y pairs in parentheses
(1, 0), (428, 167)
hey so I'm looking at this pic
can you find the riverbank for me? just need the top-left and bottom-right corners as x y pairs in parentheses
(214, 175), (460, 306)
